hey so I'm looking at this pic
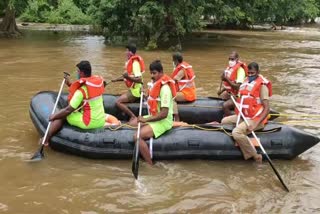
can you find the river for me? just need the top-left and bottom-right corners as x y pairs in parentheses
(0, 27), (319, 213)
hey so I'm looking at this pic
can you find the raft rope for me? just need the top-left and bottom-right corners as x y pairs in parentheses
(168, 106), (320, 119)
(104, 123), (281, 137)
(277, 120), (320, 124)
(269, 113), (320, 118)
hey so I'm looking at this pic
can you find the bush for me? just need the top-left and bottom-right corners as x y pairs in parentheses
(20, 0), (91, 24)
(46, 0), (91, 24)
(20, 0), (51, 22)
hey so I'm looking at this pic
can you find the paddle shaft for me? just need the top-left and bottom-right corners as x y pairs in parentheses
(219, 80), (223, 93)
(41, 78), (66, 146)
(230, 96), (289, 192)
(132, 90), (144, 179)
(146, 100), (154, 159)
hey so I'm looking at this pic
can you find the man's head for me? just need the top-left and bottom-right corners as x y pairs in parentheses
(228, 51), (239, 67)
(172, 52), (183, 67)
(76, 60), (91, 79)
(149, 60), (164, 82)
(247, 62), (260, 82)
(126, 44), (137, 60)
(248, 62), (260, 76)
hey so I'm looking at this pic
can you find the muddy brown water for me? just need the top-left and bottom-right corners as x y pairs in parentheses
(0, 28), (319, 213)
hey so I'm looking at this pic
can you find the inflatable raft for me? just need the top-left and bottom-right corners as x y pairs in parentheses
(29, 91), (319, 160)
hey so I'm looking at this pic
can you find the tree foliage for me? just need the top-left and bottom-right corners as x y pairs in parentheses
(97, 0), (204, 49)
(0, 0), (21, 38)
(2, 0), (320, 45)
(202, 0), (319, 27)
(20, 0), (91, 24)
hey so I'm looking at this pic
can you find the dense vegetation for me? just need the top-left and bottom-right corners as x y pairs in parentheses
(1, 0), (320, 46)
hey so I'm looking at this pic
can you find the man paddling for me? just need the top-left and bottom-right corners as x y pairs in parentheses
(218, 51), (248, 116)
(131, 60), (176, 165)
(112, 44), (145, 122)
(41, 61), (117, 146)
(221, 62), (272, 162)
(171, 52), (196, 121)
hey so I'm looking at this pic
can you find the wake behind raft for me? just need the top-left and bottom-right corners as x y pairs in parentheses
(29, 91), (319, 160)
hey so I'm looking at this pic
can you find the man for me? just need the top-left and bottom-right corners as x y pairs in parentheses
(42, 61), (107, 146)
(132, 60), (176, 165)
(217, 51), (248, 116)
(112, 44), (145, 122)
(221, 62), (272, 162)
(171, 52), (196, 121)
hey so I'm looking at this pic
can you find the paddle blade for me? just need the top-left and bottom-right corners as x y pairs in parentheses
(30, 146), (44, 162)
(264, 154), (290, 192)
(131, 144), (140, 179)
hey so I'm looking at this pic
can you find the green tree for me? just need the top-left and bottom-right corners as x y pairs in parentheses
(0, 0), (21, 38)
(20, 0), (91, 24)
(97, 0), (204, 49)
(202, 0), (319, 28)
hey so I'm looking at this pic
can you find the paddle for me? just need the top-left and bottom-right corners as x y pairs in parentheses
(30, 72), (70, 161)
(132, 89), (144, 179)
(230, 95), (289, 192)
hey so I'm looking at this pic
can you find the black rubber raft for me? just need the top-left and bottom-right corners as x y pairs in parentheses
(30, 91), (319, 160)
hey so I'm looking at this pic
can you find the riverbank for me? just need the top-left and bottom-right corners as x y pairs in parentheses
(16, 21), (91, 32)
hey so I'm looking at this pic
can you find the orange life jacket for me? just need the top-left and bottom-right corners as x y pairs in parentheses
(171, 61), (196, 101)
(147, 74), (177, 116)
(223, 61), (248, 95)
(236, 75), (272, 124)
(124, 54), (145, 88)
(68, 76), (105, 102)
(67, 76), (105, 126)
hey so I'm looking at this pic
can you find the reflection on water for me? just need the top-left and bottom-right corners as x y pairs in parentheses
(0, 28), (319, 213)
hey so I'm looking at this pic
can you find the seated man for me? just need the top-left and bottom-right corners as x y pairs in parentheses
(132, 60), (176, 165)
(221, 62), (272, 163)
(217, 51), (247, 116)
(171, 52), (196, 121)
(42, 60), (118, 145)
(112, 44), (145, 122)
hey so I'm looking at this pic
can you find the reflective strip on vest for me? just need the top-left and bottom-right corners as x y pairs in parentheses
(238, 94), (264, 120)
(181, 64), (193, 69)
(85, 81), (104, 88)
(177, 75), (196, 90)
(147, 96), (161, 101)
(73, 95), (103, 112)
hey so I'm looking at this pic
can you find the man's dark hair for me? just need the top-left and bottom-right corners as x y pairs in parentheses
(126, 44), (137, 54)
(248, 62), (259, 71)
(149, 60), (163, 73)
(231, 51), (239, 59)
(76, 60), (92, 77)
(172, 52), (183, 63)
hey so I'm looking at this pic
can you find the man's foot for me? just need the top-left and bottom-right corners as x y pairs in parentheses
(127, 117), (138, 127)
(38, 138), (49, 146)
(254, 154), (263, 163)
(129, 116), (137, 122)
(173, 121), (189, 127)
(206, 121), (220, 125)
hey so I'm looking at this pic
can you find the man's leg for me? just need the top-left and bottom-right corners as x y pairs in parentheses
(133, 124), (154, 165)
(222, 98), (234, 117)
(173, 92), (186, 121)
(115, 91), (137, 121)
(232, 121), (262, 162)
(173, 101), (180, 121)
(221, 115), (238, 125)
(220, 91), (230, 101)
(43, 119), (65, 146)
